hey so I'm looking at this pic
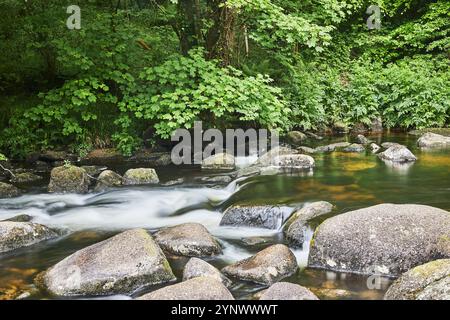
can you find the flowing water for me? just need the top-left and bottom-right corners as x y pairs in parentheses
(0, 133), (449, 300)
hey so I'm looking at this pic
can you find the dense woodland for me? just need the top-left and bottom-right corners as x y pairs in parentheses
(0, 0), (449, 158)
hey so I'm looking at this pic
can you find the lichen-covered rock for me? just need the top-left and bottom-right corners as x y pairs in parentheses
(378, 145), (417, 162)
(287, 131), (307, 145)
(417, 132), (450, 149)
(36, 229), (175, 296)
(356, 134), (372, 145)
(343, 143), (365, 153)
(10, 172), (42, 184)
(222, 244), (298, 285)
(370, 143), (381, 153)
(123, 168), (159, 185)
(255, 147), (298, 166)
(201, 153), (235, 170)
(48, 165), (89, 194)
(0, 221), (58, 253)
(0, 182), (21, 198)
(81, 165), (107, 178)
(308, 204), (450, 277)
(297, 146), (315, 154)
(220, 205), (294, 230)
(137, 277), (234, 300)
(260, 282), (319, 300)
(2, 214), (33, 222)
(284, 202), (333, 247)
(272, 154), (315, 169)
(381, 142), (403, 149)
(154, 223), (222, 257)
(314, 142), (351, 153)
(384, 259), (450, 300)
(183, 257), (232, 287)
(94, 170), (123, 192)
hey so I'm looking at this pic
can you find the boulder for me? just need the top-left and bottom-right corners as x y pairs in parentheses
(370, 117), (383, 133)
(351, 123), (367, 133)
(10, 172), (42, 184)
(48, 165), (89, 194)
(260, 282), (319, 300)
(0, 182), (21, 198)
(284, 202), (333, 247)
(2, 214), (33, 222)
(39, 150), (68, 162)
(221, 244), (298, 285)
(272, 154), (315, 169)
(381, 142), (403, 149)
(220, 205), (294, 230)
(384, 259), (450, 300)
(305, 132), (323, 140)
(287, 131), (307, 145)
(83, 148), (124, 163)
(199, 175), (233, 184)
(308, 204), (450, 277)
(314, 142), (351, 153)
(123, 168), (159, 185)
(137, 277), (234, 300)
(81, 165), (107, 178)
(154, 223), (222, 257)
(378, 145), (417, 162)
(255, 147), (298, 166)
(370, 143), (381, 153)
(417, 133), (450, 148)
(36, 229), (175, 296)
(0, 221), (58, 253)
(343, 143), (365, 153)
(297, 146), (315, 154)
(332, 122), (349, 133)
(201, 153), (235, 170)
(183, 257), (232, 287)
(94, 170), (123, 192)
(356, 135), (372, 145)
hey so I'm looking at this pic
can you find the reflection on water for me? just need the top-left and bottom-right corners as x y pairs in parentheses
(0, 133), (449, 300)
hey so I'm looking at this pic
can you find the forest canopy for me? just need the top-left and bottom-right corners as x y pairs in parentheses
(0, 0), (449, 157)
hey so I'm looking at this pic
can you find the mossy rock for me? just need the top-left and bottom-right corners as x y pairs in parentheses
(48, 165), (89, 194)
(0, 182), (21, 198)
(123, 168), (159, 185)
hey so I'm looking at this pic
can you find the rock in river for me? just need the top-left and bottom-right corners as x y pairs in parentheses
(260, 282), (319, 300)
(154, 223), (222, 257)
(284, 201), (333, 247)
(10, 172), (42, 184)
(183, 257), (232, 287)
(220, 205), (294, 230)
(36, 229), (175, 296)
(201, 153), (235, 170)
(123, 168), (159, 185)
(356, 134), (372, 145)
(417, 132), (450, 149)
(378, 145), (417, 162)
(48, 165), (89, 194)
(0, 182), (21, 198)
(287, 131), (307, 145)
(255, 146), (298, 166)
(0, 221), (58, 253)
(314, 142), (351, 153)
(222, 244), (298, 285)
(384, 259), (450, 300)
(308, 204), (450, 277)
(272, 154), (315, 169)
(94, 170), (123, 192)
(343, 143), (365, 153)
(137, 277), (234, 300)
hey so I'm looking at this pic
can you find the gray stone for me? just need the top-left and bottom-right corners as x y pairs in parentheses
(308, 204), (450, 277)
(123, 168), (159, 185)
(381, 142), (403, 149)
(314, 142), (351, 153)
(287, 131), (307, 145)
(39, 150), (68, 162)
(36, 229), (175, 296)
(222, 244), (298, 285)
(356, 134), (372, 145)
(220, 205), (294, 230)
(161, 178), (185, 186)
(370, 143), (381, 153)
(260, 282), (319, 300)
(255, 147), (298, 166)
(183, 257), (232, 287)
(0, 221), (58, 253)
(199, 175), (233, 184)
(10, 172), (42, 184)
(378, 145), (417, 162)
(0, 182), (21, 198)
(137, 277), (234, 300)
(305, 132), (323, 140)
(417, 132), (450, 149)
(48, 165), (89, 194)
(94, 170), (123, 192)
(272, 154), (315, 169)
(2, 214), (33, 222)
(81, 165), (107, 177)
(284, 202), (333, 247)
(384, 259), (450, 300)
(297, 146), (315, 154)
(343, 143), (365, 153)
(201, 153), (235, 170)
(154, 223), (222, 257)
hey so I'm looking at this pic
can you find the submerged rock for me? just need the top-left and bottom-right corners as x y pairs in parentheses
(308, 204), (450, 277)
(183, 257), (232, 287)
(0, 182), (21, 198)
(137, 277), (234, 300)
(287, 131), (307, 145)
(10, 172), (42, 184)
(343, 143), (365, 153)
(94, 170), (123, 192)
(417, 132), (450, 149)
(222, 244), (298, 285)
(201, 153), (235, 170)
(48, 165), (89, 194)
(260, 282), (319, 300)
(220, 205), (294, 230)
(123, 168), (159, 185)
(2, 214), (33, 222)
(154, 223), (222, 257)
(378, 145), (417, 162)
(284, 202), (333, 247)
(36, 229), (175, 296)
(272, 154), (315, 169)
(0, 221), (58, 253)
(314, 142), (351, 153)
(199, 175), (233, 184)
(384, 259), (450, 300)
